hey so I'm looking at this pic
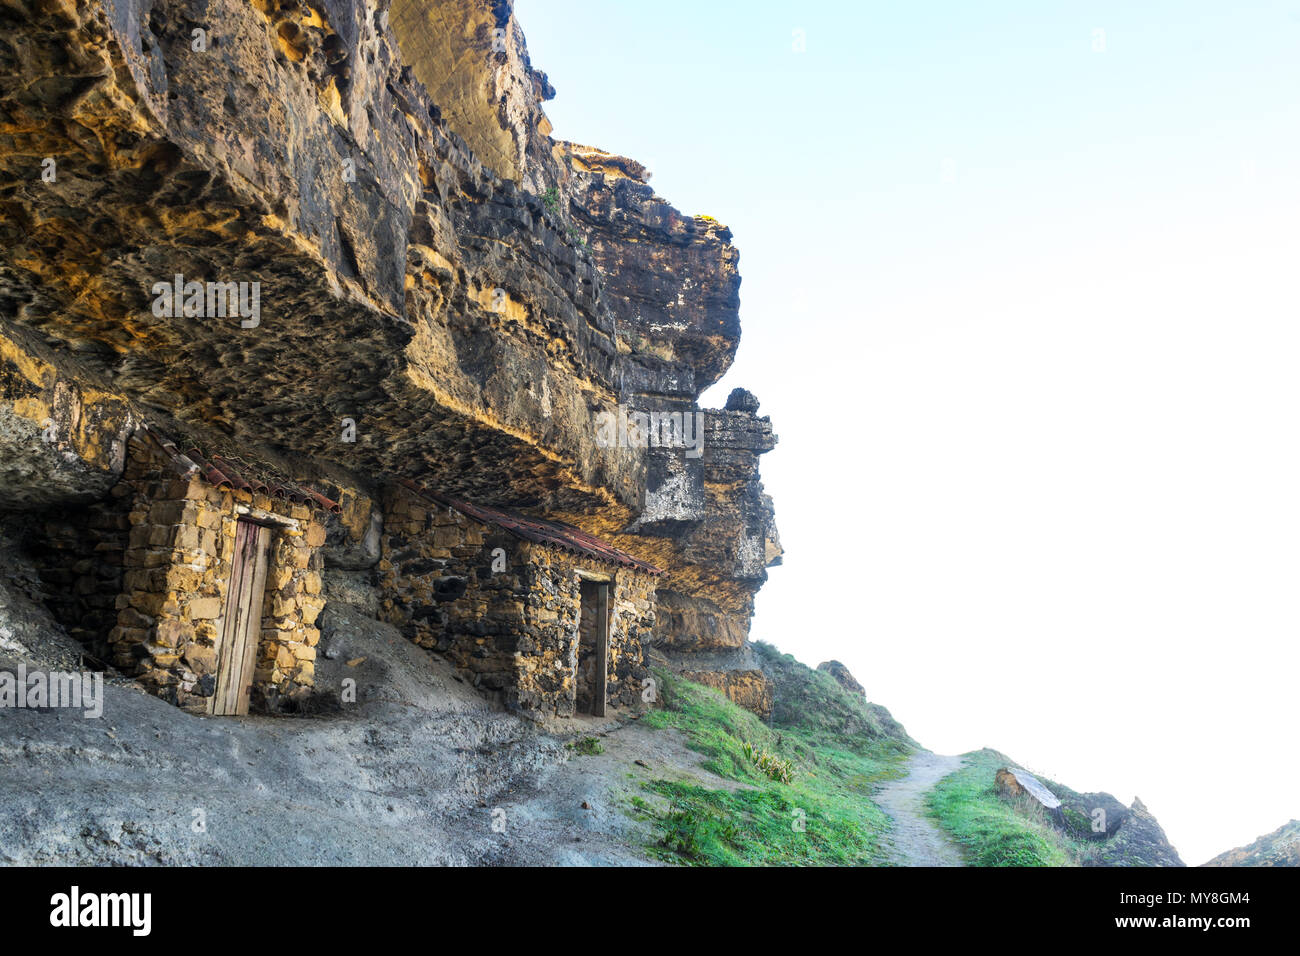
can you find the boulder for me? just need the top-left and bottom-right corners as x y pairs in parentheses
(817, 659), (865, 697)
(996, 767), (1063, 811)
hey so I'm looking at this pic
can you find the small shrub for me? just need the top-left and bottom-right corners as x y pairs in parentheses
(741, 740), (795, 784)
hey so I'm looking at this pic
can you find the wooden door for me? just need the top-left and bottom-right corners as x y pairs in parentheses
(576, 580), (611, 716)
(213, 519), (272, 716)
(592, 583), (609, 717)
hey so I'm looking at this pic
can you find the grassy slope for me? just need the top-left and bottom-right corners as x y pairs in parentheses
(634, 646), (1133, 866)
(925, 748), (1102, 866)
(633, 646), (913, 865)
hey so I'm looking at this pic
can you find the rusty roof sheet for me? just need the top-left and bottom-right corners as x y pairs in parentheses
(397, 479), (663, 575)
(144, 426), (342, 514)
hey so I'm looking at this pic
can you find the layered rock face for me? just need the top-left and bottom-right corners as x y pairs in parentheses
(1204, 820), (1300, 867)
(1007, 769), (1187, 867)
(0, 0), (779, 711)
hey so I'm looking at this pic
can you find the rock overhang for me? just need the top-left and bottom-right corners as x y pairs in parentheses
(0, 0), (779, 712)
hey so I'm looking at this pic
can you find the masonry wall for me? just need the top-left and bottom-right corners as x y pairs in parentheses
(512, 543), (582, 717)
(523, 547), (658, 715)
(19, 493), (132, 667)
(106, 433), (327, 713)
(609, 568), (658, 709)
(379, 484), (659, 719)
(378, 485), (527, 695)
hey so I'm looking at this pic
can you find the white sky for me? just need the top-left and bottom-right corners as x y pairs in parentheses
(521, 0), (1300, 865)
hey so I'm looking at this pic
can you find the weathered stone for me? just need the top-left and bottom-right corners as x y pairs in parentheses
(189, 598), (223, 620)
(182, 645), (218, 675)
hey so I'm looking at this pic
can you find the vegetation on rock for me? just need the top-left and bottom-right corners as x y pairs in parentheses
(753, 641), (912, 751)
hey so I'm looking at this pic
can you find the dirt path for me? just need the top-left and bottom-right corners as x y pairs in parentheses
(873, 751), (967, 866)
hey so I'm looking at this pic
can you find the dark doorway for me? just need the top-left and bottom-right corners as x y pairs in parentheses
(575, 580), (610, 716)
(213, 519), (272, 716)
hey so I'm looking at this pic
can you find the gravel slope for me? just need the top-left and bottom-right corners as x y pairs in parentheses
(0, 594), (733, 866)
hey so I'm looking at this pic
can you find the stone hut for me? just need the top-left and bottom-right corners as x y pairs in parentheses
(380, 480), (663, 720)
(104, 426), (339, 715)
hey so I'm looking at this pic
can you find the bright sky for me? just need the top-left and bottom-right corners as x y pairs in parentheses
(519, 0), (1300, 865)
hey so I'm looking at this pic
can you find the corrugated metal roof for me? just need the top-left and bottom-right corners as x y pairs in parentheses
(397, 479), (663, 575)
(143, 426), (342, 514)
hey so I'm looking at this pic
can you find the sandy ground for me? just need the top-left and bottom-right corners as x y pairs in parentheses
(872, 751), (967, 866)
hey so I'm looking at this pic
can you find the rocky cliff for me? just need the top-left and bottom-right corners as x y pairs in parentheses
(1204, 820), (1300, 867)
(1025, 763), (1186, 867)
(0, 0), (779, 702)
(0, 0), (1223, 873)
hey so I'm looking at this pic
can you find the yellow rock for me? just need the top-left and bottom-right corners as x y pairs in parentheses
(189, 597), (222, 619)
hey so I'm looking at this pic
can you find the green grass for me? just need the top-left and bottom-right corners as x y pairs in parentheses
(632, 650), (1124, 867)
(634, 668), (912, 865)
(751, 641), (914, 754)
(925, 748), (1100, 866)
(568, 736), (604, 756)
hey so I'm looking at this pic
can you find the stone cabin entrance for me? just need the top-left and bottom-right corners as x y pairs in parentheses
(575, 578), (610, 716)
(103, 426), (339, 715)
(380, 480), (663, 720)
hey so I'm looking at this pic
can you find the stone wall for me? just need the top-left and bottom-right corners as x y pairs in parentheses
(511, 544), (580, 716)
(518, 545), (657, 717)
(0, 326), (134, 510)
(607, 566), (657, 711)
(378, 483), (523, 692)
(378, 483), (657, 719)
(106, 432), (326, 713)
(19, 497), (132, 667)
